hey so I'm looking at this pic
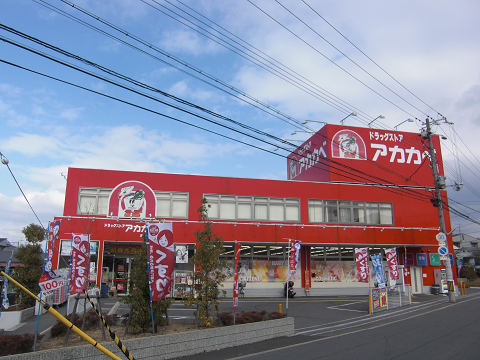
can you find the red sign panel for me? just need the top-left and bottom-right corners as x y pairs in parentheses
(146, 222), (174, 300)
(355, 248), (369, 283)
(69, 234), (90, 294)
(385, 248), (399, 280)
(288, 124), (443, 187)
(108, 180), (156, 218)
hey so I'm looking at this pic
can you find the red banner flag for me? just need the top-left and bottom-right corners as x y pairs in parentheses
(69, 234), (90, 294)
(385, 248), (399, 280)
(146, 222), (174, 300)
(233, 242), (241, 308)
(355, 248), (369, 283)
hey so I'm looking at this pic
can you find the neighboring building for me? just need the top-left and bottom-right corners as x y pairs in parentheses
(0, 238), (19, 269)
(51, 124), (456, 296)
(453, 233), (480, 273)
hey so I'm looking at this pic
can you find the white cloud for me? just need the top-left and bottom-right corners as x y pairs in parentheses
(158, 29), (222, 56)
(2, 133), (63, 158)
(59, 107), (84, 121)
(0, 83), (21, 96)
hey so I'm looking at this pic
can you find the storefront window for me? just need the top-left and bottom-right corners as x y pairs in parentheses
(309, 199), (393, 225)
(204, 194), (300, 222)
(326, 201), (338, 223)
(77, 188), (112, 215)
(155, 192), (188, 218)
(59, 239), (98, 285)
(308, 200), (324, 223)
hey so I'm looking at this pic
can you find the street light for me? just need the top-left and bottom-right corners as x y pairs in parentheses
(368, 115), (385, 128)
(340, 112), (357, 125)
(394, 118), (414, 130)
(0, 152), (9, 165)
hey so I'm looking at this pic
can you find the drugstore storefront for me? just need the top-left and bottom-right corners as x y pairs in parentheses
(51, 165), (456, 296)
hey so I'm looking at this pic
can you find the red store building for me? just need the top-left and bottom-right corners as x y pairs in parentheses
(51, 124), (456, 297)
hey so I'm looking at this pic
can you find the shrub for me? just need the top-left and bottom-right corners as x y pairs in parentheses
(267, 312), (285, 320)
(218, 312), (233, 326)
(50, 310), (103, 338)
(218, 310), (284, 325)
(0, 333), (43, 356)
(460, 263), (477, 281)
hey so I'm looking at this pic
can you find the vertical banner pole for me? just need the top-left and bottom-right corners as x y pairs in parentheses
(33, 222), (50, 351)
(286, 239), (290, 313)
(145, 226), (155, 334)
(233, 241), (237, 325)
(233, 241), (241, 325)
(65, 233), (75, 316)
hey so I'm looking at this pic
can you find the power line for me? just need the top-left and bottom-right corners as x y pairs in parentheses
(274, 0), (429, 118)
(40, 0), (306, 131)
(138, 0), (375, 123)
(0, 55), (435, 205)
(300, 0), (443, 118)
(246, 0), (418, 119)
(0, 24), (434, 198)
(0, 151), (46, 230)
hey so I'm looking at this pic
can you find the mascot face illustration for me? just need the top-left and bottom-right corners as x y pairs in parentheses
(332, 129), (366, 160)
(118, 186), (146, 217)
(338, 133), (359, 159)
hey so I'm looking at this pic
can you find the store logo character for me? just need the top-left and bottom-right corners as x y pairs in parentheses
(332, 129), (367, 160)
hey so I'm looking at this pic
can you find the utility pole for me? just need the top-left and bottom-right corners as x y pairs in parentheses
(424, 117), (456, 303)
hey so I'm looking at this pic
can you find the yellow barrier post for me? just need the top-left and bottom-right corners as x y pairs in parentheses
(279, 303), (282, 314)
(1, 271), (123, 360)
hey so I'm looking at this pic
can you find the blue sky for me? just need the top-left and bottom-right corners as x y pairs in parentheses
(1, 0), (480, 244)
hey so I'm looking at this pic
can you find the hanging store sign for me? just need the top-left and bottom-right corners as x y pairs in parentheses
(287, 124), (444, 186)
(39, 271), (65, 292)
(429, 253), (441, 266)
(69, 234), (90, 294)
(355, 248), (369, 283)
(416, 253), (428, 266)
(385, 248), (399, 280)
(45, 220), (61, 272)
(289, 240), (301, 274)
(146, 222), (174, 300)
(370, 254), (386, 287)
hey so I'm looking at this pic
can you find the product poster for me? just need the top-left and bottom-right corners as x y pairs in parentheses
(69, 233), (90, 294)
(310, 261), (357, 282)
(372, 288), (387, 309)
(175, 245), (188, 264)
(225, 258), (301, 283)
(146, 222), (174, 300)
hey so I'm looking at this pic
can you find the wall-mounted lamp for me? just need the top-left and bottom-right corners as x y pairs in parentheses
(368, 115), (385, 127)
(291, 130), (315, 135)
(340, 112), (357, 125)
(394, 118), (414, 130)
(302, 120), (327, 126)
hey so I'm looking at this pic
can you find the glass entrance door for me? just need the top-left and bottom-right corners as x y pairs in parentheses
(103, 242), (142, 296)
(411, 266), (423, 294)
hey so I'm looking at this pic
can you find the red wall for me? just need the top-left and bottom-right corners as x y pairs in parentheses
(60, 167), (447, 245)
